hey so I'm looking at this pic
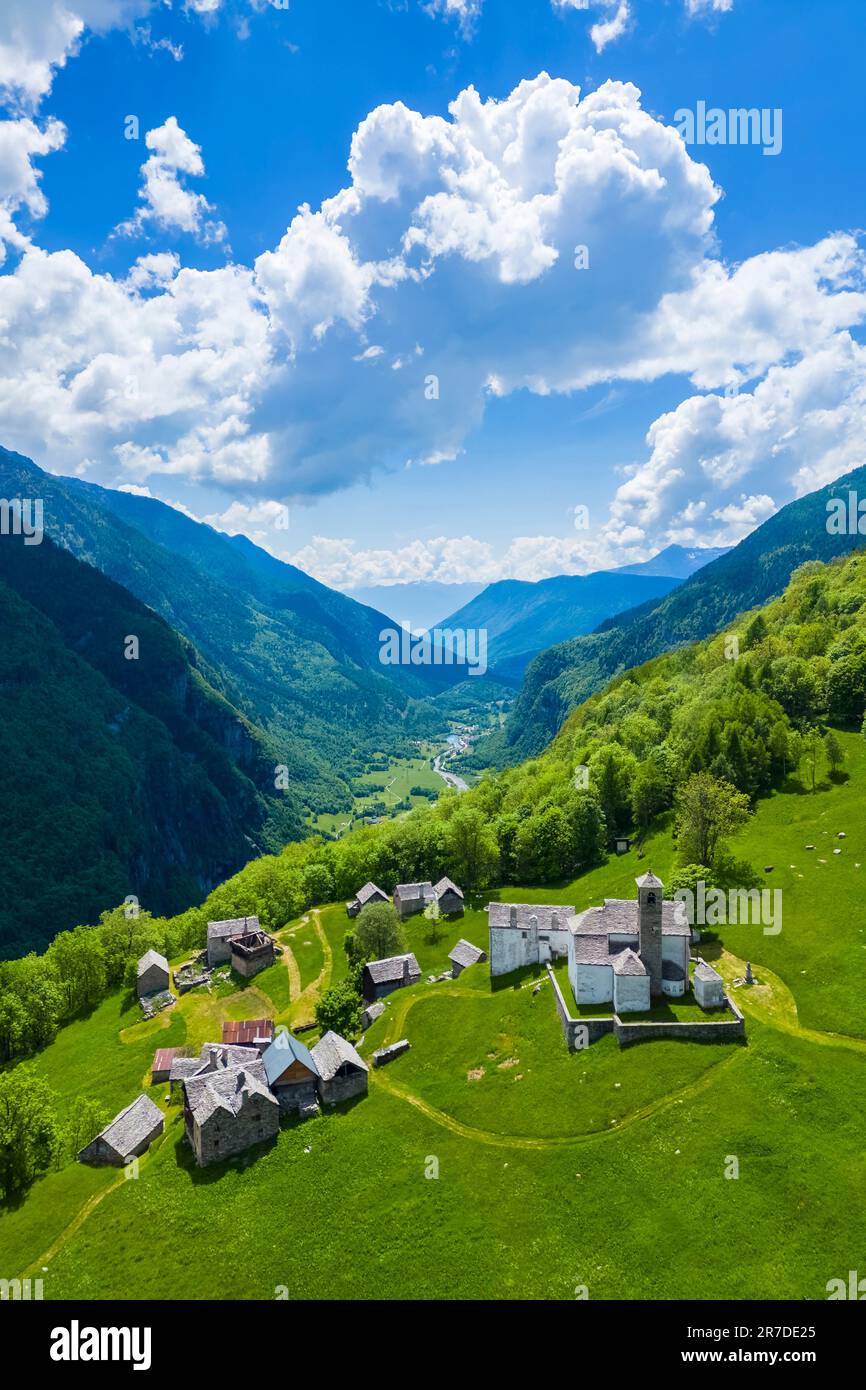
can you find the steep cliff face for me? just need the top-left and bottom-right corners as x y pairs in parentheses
(0, 532), (297, 955)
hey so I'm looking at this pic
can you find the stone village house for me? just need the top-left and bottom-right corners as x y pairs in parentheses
(311, 1031), (369, 1104)
(136, 949), (169, 999)
(78, 1094), (164, 1167)
(184, 1057), (279, 1167)
(362, 952), (422, 1002)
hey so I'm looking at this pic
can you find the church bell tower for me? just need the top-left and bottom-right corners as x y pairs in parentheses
(636, 871), (664, 997)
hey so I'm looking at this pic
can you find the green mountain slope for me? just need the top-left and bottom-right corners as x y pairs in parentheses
(438, 569), (683, 678)
(480, 464), (866, 763)
(0, 447), (447, 823)
(0, 533), (295, 956)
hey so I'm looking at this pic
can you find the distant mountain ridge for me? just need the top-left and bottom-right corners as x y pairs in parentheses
(437, 563), (712, 679)
(477, 464), (866, 764)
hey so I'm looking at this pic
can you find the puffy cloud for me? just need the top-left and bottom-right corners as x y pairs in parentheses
(599, 334), (866, 553)
(116, 117), (227, 243)
(0, 1), (153, 108)
(0, 115), (66, 262)
(589, 3), (632, 54)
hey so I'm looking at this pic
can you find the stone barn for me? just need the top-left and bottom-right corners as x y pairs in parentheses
(393, 882), (435, 920)
(362, 953), (422, 1002)
(448, 938), (487, 978)
(136, 949), (169, 999)
(694, 960), (726, 1009)
(312, 1031), (369, 1105)
(434, 877), (465, 916)
(487, 903), (574, 977)
(78, 1094), (164, 1167)
(346, 881), (389, 918)
(262, 1032), (320, 1116)
(230, 930), (275, 979)
(151, 1048), (178, 1084)
(207, 915), (260, 967)
(183, 1058), (279, 1167)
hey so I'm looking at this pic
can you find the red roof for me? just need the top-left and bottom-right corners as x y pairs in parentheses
(221, 1018), (275, 1047)
(152, 1047), (178, 1074)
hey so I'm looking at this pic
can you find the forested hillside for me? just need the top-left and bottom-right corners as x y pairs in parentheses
(0, 447), (446, 824)
(475, 463), (866, 763)
(0, 533), (297, 956)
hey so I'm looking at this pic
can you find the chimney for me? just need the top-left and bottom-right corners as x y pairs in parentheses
(402, 956), (411, 982)
(509, 905), (518, 927)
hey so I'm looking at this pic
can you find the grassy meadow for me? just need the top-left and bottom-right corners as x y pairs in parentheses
(2, 733), (865, 1300)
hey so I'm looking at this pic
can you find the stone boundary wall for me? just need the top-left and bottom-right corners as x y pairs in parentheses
(545, 965), (746, 1050)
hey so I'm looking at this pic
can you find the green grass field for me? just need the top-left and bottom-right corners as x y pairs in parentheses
(3, 732), (865, 1300)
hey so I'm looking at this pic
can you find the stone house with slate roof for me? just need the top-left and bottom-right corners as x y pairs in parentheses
(136, 949), (169, 999)
(207, 915), (260, 967)
(488, 903), (573, 977)
(434, 877), (465, 916)
(78, 1094), (164, 1166)
(346, 881), (389, 918)
(183, 1057), (279, 1167)
(694, 959), (726, 1009)
(393, 882), (436, 920)
(262, 1032), (320, 1115)
(567, 873), (691, 1011)
(312, 1031), (369, 1105)
(448, 938), (487, 978)
(362, 952), (422, 1001)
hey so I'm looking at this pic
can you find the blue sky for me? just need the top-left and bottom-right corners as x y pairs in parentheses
(1, 0), (865, 593)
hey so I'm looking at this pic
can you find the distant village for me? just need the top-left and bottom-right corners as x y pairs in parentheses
(79, 871), (743, 1174)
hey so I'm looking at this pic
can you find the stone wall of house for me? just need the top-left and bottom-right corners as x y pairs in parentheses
(137, 963), (169, 998)
(319, 1072), (368, 1105)
(207, 937), (234, 968)
(275, 1082), (319, 1115)
(194, 1096), (278, 1166)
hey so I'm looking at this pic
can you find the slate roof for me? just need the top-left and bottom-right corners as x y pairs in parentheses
(360, 1001), (385, 1026)
(488, 903), (574, 931)
(435, 877), (464, 900)
(355, 881), (387, 906)
(262, 1032), (319, 1086)
(570, 899), (690, 937)
(169, 1056), (202, 1083)
(311, 1030), (369, 1080)
(571, 934), (617, 965)
(694, 961), (724, 983)
(636, 870), (664, 888)
(185, 1059), (276, 1126)
(612, 947), (647, 976)
(207, 915), (259, 941)
(448, 938), (485, 968)
(393, 882), (434, 903)
(97, 1094), (163, 1159)
(364, 953), (421, 985)
(137, 949), (168, 976)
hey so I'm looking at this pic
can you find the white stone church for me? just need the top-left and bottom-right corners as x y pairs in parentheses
(488, 872), (692, 1014)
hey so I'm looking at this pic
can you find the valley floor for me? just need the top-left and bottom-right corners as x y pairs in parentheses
(2, 735), (865, 1300)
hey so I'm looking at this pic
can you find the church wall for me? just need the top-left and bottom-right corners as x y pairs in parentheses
(573, 962), (612, 1005)
(613, 972), (651, 1014)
